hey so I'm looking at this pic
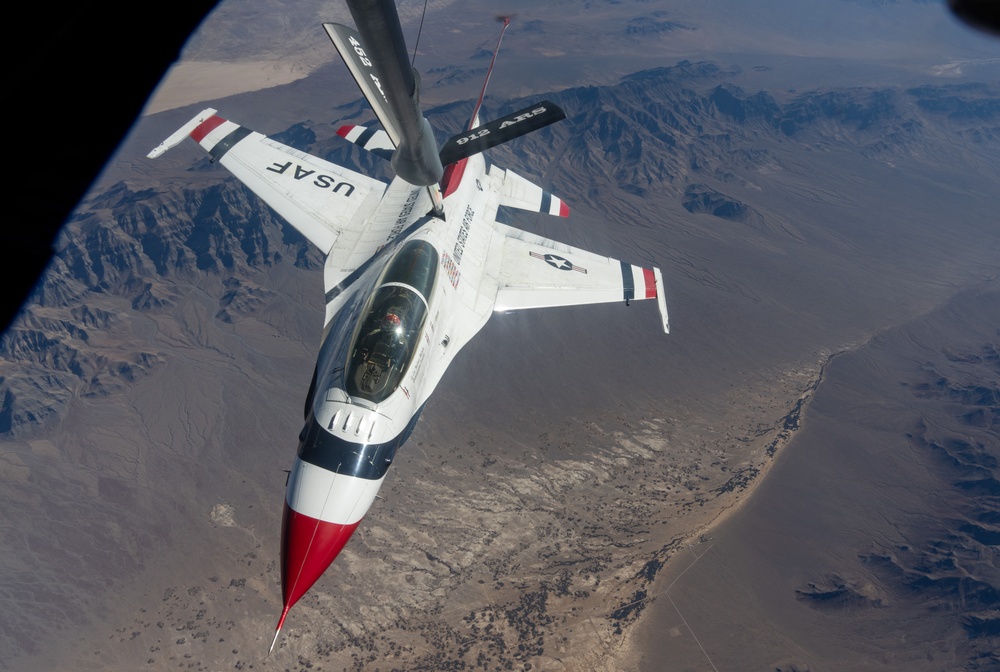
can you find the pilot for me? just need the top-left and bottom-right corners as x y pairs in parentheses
(382, 312), (402, 331)
(381, 311), (406, 346)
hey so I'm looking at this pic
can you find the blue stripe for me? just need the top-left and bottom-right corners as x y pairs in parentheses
(620, 261), (634, 301)
(297, 405), (424, 480)
(357, 126), (378, 147)
(540, 190), (551, 215)
(209, 126), (252, 161)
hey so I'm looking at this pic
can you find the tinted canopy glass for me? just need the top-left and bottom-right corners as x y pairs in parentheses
(346, 241), (438, 403)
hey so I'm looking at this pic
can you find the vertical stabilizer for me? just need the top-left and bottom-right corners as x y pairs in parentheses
(336, 0), (442, 187)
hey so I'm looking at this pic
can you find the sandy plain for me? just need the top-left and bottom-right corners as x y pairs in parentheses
(631, 280), (1000, 671)
(144, 61), (317, 115)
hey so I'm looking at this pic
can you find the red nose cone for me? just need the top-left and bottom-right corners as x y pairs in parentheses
(280, 502), (361, 612)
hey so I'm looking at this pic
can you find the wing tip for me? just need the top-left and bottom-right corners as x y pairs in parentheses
(147, 107), (219, 158)
(653, 267), (669, 334)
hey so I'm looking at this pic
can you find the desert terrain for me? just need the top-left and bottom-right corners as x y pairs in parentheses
(2, 1), (999, 670)
(633, 280), (1000, 671)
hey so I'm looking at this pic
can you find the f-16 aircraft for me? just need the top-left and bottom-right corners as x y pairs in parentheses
(148, 0), (668, 652)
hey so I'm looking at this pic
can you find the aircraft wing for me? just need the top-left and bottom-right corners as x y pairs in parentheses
(493, 223), (669, 333)
(149, 109), (386, 255)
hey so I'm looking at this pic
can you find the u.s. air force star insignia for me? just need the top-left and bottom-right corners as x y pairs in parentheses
(529, 251), (588, 274)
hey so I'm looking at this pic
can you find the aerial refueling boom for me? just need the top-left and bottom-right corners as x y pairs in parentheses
(344, 0), (443, 187)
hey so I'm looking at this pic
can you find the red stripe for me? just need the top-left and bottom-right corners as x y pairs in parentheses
(189, 115), (226, 142)
(442, 158), (468, 198)
(643, 268), (657, 299)
(558, 200), (569, 217)
(336, 125), (353, 138)
(280, 503), (361, 613)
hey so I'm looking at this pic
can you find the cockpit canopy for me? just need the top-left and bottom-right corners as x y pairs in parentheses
(346, 240), (438, 403)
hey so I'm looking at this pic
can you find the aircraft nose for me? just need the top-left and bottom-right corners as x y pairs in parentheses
(280, 501), (361, 611)
(275, 455), (386, 634)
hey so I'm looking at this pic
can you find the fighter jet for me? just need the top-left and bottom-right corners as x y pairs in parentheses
(148, 0), (668, 651)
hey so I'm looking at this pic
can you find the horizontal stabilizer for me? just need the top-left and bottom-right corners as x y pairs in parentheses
(496, 168), (569, 218)
(439, 101), (566, 167)
(336, 124), (394, 160)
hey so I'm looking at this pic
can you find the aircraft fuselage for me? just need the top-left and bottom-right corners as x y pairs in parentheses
(280, 153), (498, 608)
